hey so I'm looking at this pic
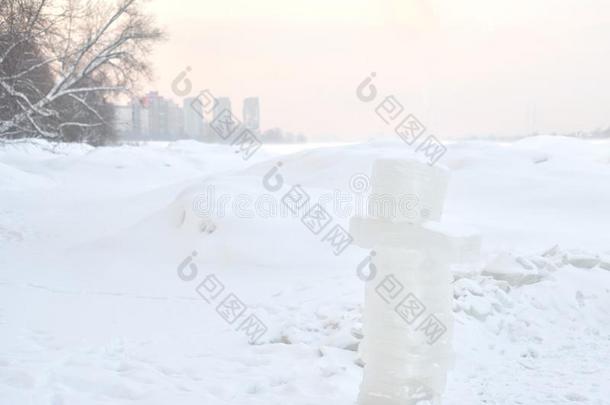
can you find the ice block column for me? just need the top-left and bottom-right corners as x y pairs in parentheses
(350, 159), (478, 405)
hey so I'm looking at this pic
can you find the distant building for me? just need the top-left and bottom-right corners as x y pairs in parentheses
(167, 100), (183, 140)
(142, 91), (164, 140)
(132, 99), (149, 139)
(183, 97), (204, 139)
(211, 97), (233, 142)
(137, 92), (182, 140)
(243, 97), (260, 131)
(213, 97), (231, 120)
(113, 105), (133, 138)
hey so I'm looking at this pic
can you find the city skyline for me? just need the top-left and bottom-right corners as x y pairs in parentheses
(114, 92), (306, 143)
(115, 92), (263, 141)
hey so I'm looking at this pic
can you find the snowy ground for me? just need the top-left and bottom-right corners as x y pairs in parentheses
(1, 137), (609, 405)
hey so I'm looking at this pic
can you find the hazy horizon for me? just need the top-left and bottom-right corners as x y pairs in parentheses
(139, 0), (610, 141)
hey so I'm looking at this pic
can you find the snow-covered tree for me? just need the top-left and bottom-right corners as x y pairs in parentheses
(0, 0), (163, 143)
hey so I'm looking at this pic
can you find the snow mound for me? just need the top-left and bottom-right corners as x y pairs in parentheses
(0, 161), (54, 190)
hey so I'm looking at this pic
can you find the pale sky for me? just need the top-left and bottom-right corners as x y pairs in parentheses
(141, 0), (610, 140)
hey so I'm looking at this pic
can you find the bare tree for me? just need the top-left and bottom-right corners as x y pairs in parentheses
(0, 0), (163, 143)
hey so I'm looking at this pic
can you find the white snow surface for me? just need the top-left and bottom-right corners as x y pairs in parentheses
(1, 136), (609, 404)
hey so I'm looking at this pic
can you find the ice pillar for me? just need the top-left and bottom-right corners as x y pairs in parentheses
(350, 159), (470, 405)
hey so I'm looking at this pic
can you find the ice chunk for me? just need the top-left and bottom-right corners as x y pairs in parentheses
(482, 252), (546, 286)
